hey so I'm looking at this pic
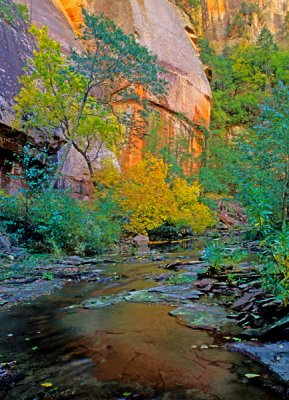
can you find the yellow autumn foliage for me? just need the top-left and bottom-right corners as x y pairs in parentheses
(116, 155), (178, 234)
(93, 158), (121, 192)
(95, 154), (214, 235)
(172, 177), (215, 234)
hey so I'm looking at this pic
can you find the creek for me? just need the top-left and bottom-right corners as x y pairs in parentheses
(0, 240), (283, 399)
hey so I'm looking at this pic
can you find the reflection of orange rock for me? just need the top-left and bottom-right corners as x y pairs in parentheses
(53, 0), (212, 170)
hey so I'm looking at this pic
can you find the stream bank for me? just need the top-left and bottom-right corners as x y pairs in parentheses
(0, 235), (288, 399)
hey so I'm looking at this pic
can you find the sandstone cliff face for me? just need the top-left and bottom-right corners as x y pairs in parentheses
(0, 0), (93, 196)
(53, 0), (212, 168)
(202, 0), (289, 47)
(0, 5), (33, 191)
(0, 0), (211, 195)
(178, 0), (289, 48)
(0, 0), (77, 125)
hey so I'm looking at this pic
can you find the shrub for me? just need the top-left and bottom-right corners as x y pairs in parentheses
(172, 177), (215, 233)
(0, 0), (30, 26)
(261, 226), (289, 305)
(105, 154), (214, 235)
(0, 142), (122, 255)
(202, 242), (246, 273)
(114, 154), (178, 234)
(15, 2), (29, 23)
(168, 273), (196, 285)
(0, 190), (122, 255)
(149, 222), (182, 240)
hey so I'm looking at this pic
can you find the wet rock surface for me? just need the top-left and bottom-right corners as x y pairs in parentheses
(244, 314), (289, 338)
(81, 284), (204, 309)
(170, 303), (242, 334)
(0, 255), (123, 311)
(74, 238), (289, 345)
(0, 361), (18, 390)
(0, 278), (64, 309)
(230, 341), (289, 382)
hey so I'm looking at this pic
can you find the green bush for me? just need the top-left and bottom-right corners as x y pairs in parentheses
(15, 3), (29, 23)
(0, 0), (14, 24)
(149, 222), (183, 240)
(0, 190), (122, 255)
(0, 143), (122, 256)
(168, 273), (196, 285)
(202, 242), (246, 273)
(261, 226), (289, 305)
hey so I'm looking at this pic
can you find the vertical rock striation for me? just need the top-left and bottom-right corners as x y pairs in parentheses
(53, 0), (212, 169)
(0, 0), (212, 195)
(178, 0), (289, 48)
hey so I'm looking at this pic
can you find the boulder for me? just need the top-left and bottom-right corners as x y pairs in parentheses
(244, 314), (289, 337)
(169, 303), (242, 334)
(133, 235), (150, 251)
(0, 234), (11, 252)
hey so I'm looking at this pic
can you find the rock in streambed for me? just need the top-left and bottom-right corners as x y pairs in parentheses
(230, 341), (289, 383)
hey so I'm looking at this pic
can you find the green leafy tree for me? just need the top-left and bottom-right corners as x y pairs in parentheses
(199, 131), (240, 195)
(0, 144), (56, 242)
(257, 27), (277, 50)
(16, 145), (55, 219)
(14, 10), (167, 188)
(198, 32), (289, 199)
(238, 83), (289, 226)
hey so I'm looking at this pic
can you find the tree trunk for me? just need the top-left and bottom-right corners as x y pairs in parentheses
(49, 140), (73, 190)
(48, 87), (91, 190)
(282, 170), (289, 226)
(71, 142), (98, 188)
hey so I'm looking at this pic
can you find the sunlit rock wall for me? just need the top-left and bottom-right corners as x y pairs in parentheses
(0, 0), (92, 196)
(179, 0), (289, 49)
(53, 0), (212, 169)
(51, 0), (87, 30)
(0, 0), (211, 196)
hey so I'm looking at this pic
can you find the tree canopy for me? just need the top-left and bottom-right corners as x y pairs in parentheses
(14, 10), (167, 187)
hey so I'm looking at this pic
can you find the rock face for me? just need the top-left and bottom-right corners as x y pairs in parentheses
(174, 0), (289, 49)
(0, 8), (32, 127)
(0, 0), (78, 125)
(0, 0), (211, 196)
(0, 0), (89, 196)
(53, 0), (212, 169)
(202, 0), (289, 47)
(178, 0), (289, 49)
(0, 4), (32, 191)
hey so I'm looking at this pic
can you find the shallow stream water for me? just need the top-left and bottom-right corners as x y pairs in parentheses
(0, 240), (282, 399)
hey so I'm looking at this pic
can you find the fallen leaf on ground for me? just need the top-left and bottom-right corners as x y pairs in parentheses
(41, 382), (53, 388)
(245, 374), (260, 379)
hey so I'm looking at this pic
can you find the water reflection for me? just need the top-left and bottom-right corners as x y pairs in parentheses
(0, 246), (281, 400)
